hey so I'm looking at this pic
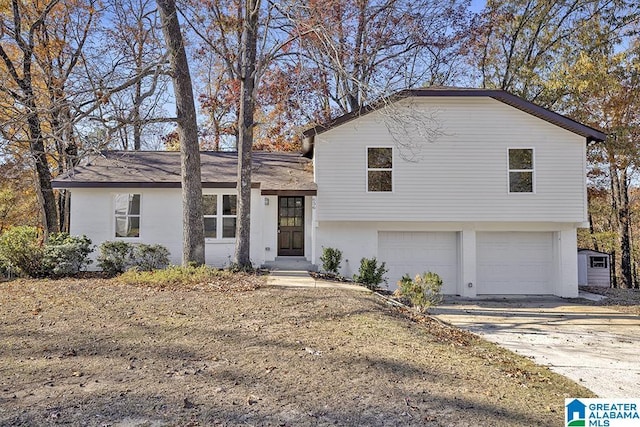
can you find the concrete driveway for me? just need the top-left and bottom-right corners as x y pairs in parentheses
(431, 297), (640, 398)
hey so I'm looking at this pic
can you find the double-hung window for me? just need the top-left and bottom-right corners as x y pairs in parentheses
(508, 148), (534, 193)
(202, 194), (237, 239)
(203, 195), (218, 238)
(367, 147), (393, 192)
(114, 194), (141, 238)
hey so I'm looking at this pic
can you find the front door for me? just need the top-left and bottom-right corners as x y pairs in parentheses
(278, 196), (304, 256)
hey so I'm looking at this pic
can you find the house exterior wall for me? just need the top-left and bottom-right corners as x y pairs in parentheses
(69, 187), (272, 268)
(313, 220), (579, 298)
(312, 96), (587, 298)
(313, 97), (587, 223)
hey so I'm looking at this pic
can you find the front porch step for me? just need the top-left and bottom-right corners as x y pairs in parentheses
(263, 257), (317, 272)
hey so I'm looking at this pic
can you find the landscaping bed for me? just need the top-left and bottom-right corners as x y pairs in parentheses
(0, 276), (593, 426)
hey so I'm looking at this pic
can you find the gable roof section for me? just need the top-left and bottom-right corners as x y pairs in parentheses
(52, 151), (316, 195)
(302, 87), (607, 142)
(578, 248), (611, 256)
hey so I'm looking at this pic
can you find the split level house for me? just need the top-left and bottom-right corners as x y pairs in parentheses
(52, 87), (606, 298)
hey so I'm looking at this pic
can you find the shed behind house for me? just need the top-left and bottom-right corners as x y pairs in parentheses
(578, 249), (611, 287)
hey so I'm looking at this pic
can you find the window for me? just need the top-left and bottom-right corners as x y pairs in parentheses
(202, 194), (237, 239)
(590, 256), (608, 268)
(367, 147), (393, 192)
(222, 195), (237, 238)
(202, 195), (217, 238)
(114, 194), (140, 238)
(508, 148), (534, 193)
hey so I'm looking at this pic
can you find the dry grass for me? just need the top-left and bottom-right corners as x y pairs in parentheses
(0, 277), (594, 426)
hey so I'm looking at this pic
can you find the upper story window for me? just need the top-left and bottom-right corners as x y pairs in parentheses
(367, 147), (393, 192)
(590, 256), (608, 268)
(202, 194), (237, 239)
(114, 194), (140, 238)
(508, 148), (534, 193)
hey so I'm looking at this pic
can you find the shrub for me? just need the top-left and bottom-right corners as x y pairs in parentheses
(97, 241), (133, 276)
(42, 233), (93, 277)
(97, 241), (172, 275)
(130, 244), (170, 271)
(0, 226), (45, 278)
(320, 247), (342, 276)
(227, 262), (255, 273)
(353, 257), (388, 290)
(119, 264), (227, 287)
(0, 255), (11, 279)
(397, 271), (443, 313)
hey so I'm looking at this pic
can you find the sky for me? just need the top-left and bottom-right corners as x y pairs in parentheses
(470, 0), (486, 13)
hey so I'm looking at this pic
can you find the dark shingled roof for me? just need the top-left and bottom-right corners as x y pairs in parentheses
(302, 87), (607, 142)
(52, 151), (316, 195)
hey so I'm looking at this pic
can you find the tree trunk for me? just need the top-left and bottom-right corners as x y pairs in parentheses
(25, 96), (59, 236)
(617, 167), (633, 288)
(157, 0), (205, 266)
(608, 154), (633, 288)
(234, 0), (260, 268)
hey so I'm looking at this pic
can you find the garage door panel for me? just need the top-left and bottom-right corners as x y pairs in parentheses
(477, 232), (553, 295)
(379, 232), (458, 294)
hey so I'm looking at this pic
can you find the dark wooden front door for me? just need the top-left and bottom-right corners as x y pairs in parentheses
(278, 196), (304, 256)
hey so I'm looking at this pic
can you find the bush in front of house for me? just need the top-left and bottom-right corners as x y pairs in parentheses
(396, 271), (444, 313)
(320, 247), (342, 276)
(353, 257), (388, 290)
(97, 241), (134, 276)
(42, 233), (94, 277)
(97, 241), (171, 276)
(0, 226), (95, 278)
(0, 226), (46, 278)
(130, 244), (170, 271)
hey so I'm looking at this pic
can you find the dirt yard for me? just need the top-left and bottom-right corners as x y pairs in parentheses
(582, 286), (640, 315)
(0, 277), (594, 426)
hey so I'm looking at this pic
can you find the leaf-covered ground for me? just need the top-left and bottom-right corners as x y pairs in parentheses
(0, 277), (594, 426)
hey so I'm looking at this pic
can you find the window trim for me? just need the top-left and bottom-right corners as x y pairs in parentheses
(590, 256), (608, 269)
(113, 193), (141, 239)
(202, 193), (237, 241)
(507, 147), (535, 194)
(366, 146), (394, 193)
(202, 194), (218, 239)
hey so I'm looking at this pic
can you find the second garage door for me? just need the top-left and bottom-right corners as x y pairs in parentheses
(476, 232), (553, 295)
(378, 231), (458, 293)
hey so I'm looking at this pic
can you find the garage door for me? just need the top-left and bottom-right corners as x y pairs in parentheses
(378, 232), (458, 293)
(477, 232), (553, 295)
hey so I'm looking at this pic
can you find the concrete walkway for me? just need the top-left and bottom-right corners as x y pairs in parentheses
(267, 270), (369, 291)
(432, 297), (640, 398)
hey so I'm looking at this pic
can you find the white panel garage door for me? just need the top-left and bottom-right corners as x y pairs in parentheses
(378, 232), (458, 293)
(477, 232), (553, 295)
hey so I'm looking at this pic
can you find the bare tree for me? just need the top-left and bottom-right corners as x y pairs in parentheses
(157, 0), (205, 265)
(290, 0), (471, 115)
(102, 0), (172, 150)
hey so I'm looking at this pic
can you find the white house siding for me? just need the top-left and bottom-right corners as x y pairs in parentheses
(313, 221), (579, 297)
(313, 97), (587, 223)
(69, 187), (274, 269)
